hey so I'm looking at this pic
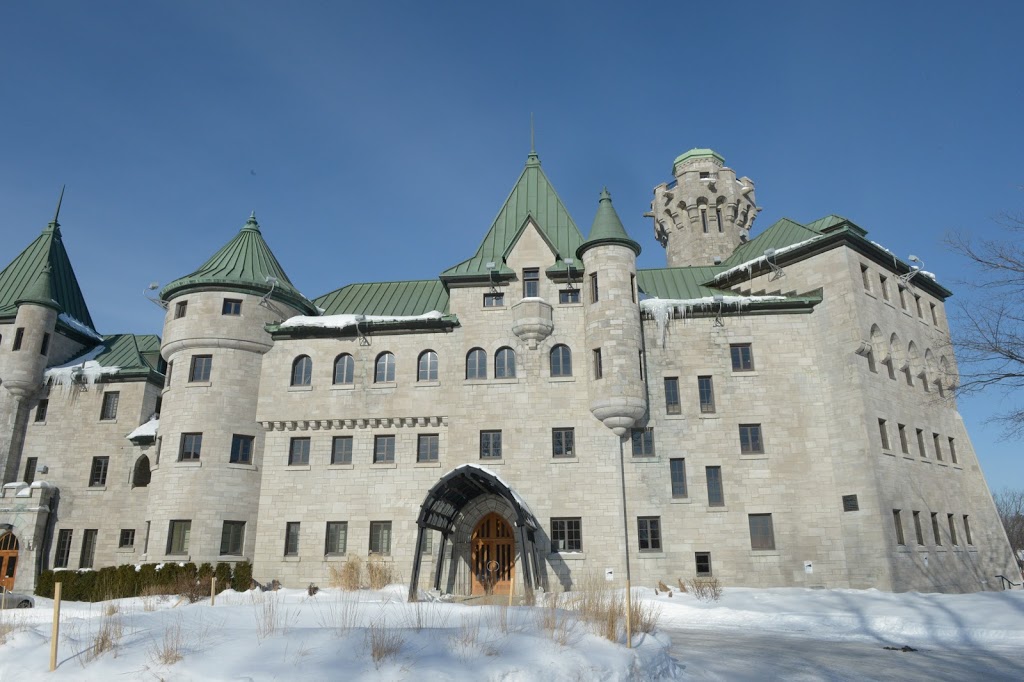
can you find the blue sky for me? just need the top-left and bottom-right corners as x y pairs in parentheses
(2, 2), (1023, 489)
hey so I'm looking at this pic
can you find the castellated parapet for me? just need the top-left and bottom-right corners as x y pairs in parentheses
(653, 149), (760, 267)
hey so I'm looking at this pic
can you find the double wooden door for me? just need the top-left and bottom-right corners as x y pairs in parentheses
(0, 533), (19, 592)
(471, 513), (515, 595)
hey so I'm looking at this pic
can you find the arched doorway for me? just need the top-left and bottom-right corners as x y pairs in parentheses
(471, 512), (515, 595)
(0, 533), (19, 592)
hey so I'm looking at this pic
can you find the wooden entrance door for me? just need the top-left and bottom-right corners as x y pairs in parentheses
(471, 513), (515, 595)
(0, 533), (19, 592)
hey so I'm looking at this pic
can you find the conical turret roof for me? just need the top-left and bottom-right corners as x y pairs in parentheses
(16, 264), (61, 312)
(576, 188), (641, 259)
(160, 213), (317, 315)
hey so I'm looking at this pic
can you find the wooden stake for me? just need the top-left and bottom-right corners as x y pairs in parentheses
(49, 582), (62, 671)
(210, 577), (217, 606)
(625, 579), (632, 649)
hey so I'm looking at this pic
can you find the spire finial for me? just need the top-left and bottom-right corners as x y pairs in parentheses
(243, 211), (261, 232)
(52, 185), (65, 226)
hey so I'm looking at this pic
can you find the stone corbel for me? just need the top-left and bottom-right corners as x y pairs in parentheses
(854, 341), (873, 357)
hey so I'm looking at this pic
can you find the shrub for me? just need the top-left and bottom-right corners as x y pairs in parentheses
(36, 570), (55, 599)
(308, 583), (319, 597)
(232, 561), (253, 592)
(687, 576), (723, 602)
(330, 556), (362, 591)
(215, 562), (233, 591)
(198, 563), (214, 581)
(366, 556), (395, 590)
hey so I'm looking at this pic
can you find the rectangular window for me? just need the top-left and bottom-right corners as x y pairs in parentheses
(550, 517), (582, 552)
(155, 436), (162, 465)
(913, 511), (924, 545)
(167, 520), (191, 555)
(904, 365), (914, 387)
(332, 436), (353, 465)
(663, 377), (681, 414)
(230, 434), (254, 464)
(860, 264), (871, 292)
(558, 289), (580, 304)
(479, 430), (502, 459)
(590, 273), (599, 303)
(695, 552), (712, 576)
(55, 529), (73, 568)
(700, 207), (709, 233)
(930, 303), (939, 325)
(637, 516), (662, 552)
(730, 343), (754, 371)
(592, 348), (603, 379)
(23, 457), (37, 485)
(915, 294), (924, 318)
(222, 298), (242, 315)
(552, 428), (575, 457)
(165, 360), (173, 387)
(325, 521), (348, 555)
(670, 458), (687, 498)
(417, 434), (439, 462)
(916, 429), (926, 458)
(100, 391), (120, 420)
(483, 293), (505, 307)
(878, 419), (890, 450)
(220, 521), (245, 555)
(630, 273), (637, 302)
(12, 327), (25, 351)
(706, 466), (725, 507)
(179, 433), (202, 461)
(34, 399), (48, 423)
(40, 332), (50, 355)
(842, 494), (859, 512)
(898, 424), (909, 454)
(947, 514), (958, 546)
(289, 437), (311, 465)
(933, 433), (943, 461)
(174, 301), (187, 319)
(948, 437), (958, 464)
(893, 510), (906, 545)
(143, 521), (151, 554)
(879, 275), (890, 301)
(89, 456), (109, 486)
(931, 512), (941, 545)
(523, 268), (540, 298)
(898, 285), (908, 310)
(369, 521), (392, 555)
(284, 522), (300, 556)
(697, 376), (715, 413)
(749, 514), (776, 550)
(420, 530), (433, 555)
(715, 207), (724, 233)
(885, 357), (896, 381)
(80, 529), (98, 569)
(963, 515), (973, 545)
(119, 528), (135, 548)
(630, 427), (655, 457)
(189, 354), (212, 382)
(739, 424), (764, 454)
(373, 435), (395, 463)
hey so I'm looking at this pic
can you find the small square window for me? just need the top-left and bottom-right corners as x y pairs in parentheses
(289, 437), (311, 466)
(284, 522), (300, 556)
(550, 517), (582, 552)
(664, 377), (681, 415)
(695, 552), (712, 576)
(630, 427), (655, 457)
(189, 355), (212, 382)
(325, 521), (348, 555)
(483, 293), (505, 307)
(480, 430), (502, 459)
(222, 298), (242, 315)
(119, 529), (135, 548)
(332, 436), (353, 465)
(552, 428), (575, 457)
(670, 458), (687, 498)
(373, 435), (395, 463)
(637, 516), (662, 552)
(369, 521), (392, 555)
(559, 289), (580, 304)
(739, 424), (764, 454)
(417, 434), (439, 462)
(730, 344), (754, 371)
(220, 521), (245, 555)
(180, 433), (203, 461)
(174, 301), (187, 319)
(842, 494), (859, 512)
(89, 456), (109, 487)
(100, 391), (120, 420)
(230, 434), (254, 464)
(749, 513), (776, 550)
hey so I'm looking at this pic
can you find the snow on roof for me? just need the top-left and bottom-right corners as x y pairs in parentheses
(711, 235), (825, 283)
(59, 312), (102, 340)
(126, 418), (159, 441)
(44, 344), (120, 397)
(641, 295), (787, 347)
(279, 311), (444, 330)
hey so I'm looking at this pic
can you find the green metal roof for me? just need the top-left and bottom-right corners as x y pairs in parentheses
(577, 188), (641, 259)
(672, 148), (725, 172)
(16, 264), (60, 312)
(637, 266), (728, 300)
(160, 213), (317, 315)
(803, 214), (848, 233)
(442, 151), (584, 279)
(0, 215), (95, 330)
(315, 279), (450, 316)
(56, 333), (164, 379)
(721, 217), (822, 267)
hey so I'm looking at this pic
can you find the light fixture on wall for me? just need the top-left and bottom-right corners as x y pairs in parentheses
(143, 282), (167, 310)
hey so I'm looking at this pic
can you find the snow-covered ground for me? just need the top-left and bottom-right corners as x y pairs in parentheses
(1, 584), (1023, 680)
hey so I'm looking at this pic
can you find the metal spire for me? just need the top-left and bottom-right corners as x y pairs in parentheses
(52, 185), (65, 226)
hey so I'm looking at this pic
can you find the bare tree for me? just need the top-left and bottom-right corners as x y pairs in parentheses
(946, 209), (1024, 434)
(993, 488), (1024, 561)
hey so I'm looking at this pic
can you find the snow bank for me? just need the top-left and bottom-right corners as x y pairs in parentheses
(126, 418), (159, 441)
(43, 345), (119, 397)
(640, 295), (786, 346)
(280, 311), (444, 330)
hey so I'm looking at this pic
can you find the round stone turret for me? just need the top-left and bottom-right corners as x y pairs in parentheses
(4, 265), (60, 398)
(651, 149), (760, 267)
(577, 189), (647, 436)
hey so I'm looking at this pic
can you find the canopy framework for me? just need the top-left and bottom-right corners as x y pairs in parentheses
(408, 464), (542, 601)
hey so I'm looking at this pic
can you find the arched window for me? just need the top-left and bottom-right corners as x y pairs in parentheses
(418, 350), (438, 381)
(132, 455), (151, 488)
(495, 347), (516, 378)
(333, 354), (354, 385)
(375, 352), (395, 383)
(291, 355), (312, 386)
(550, 344), (572, 377)
(466, 348), (487, 380)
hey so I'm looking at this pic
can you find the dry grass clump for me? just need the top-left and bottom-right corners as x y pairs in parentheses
(0, 612), (29, 645)
(313, 591), (361, 636)
(366, 618), (404, 668)
(149, 621), (184, 665)
(252, 591), (294, 640)
(677, 578), (688, 593)
(687, 576), (723, 602)
(329, 555), (363, 591)
(86, 610), (124, 661)
(366, 556), (396, 590)
(629, 594), (662, 634)
(562, 574), (662, 642)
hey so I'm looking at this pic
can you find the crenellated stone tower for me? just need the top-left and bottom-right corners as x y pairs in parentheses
(577, 189), (646, 436)
(651, 148), (760, 267)
(153, 213), (317, 564)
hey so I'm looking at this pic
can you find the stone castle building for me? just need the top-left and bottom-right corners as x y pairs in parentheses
(0, 148), (1017, 596)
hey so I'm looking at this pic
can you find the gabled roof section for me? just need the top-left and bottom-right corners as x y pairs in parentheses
(315, 280), (450, 317)
(637, 266), (727, 300)
(0, 216), (95, 330)
(721, 217), (822, 267)
(54, 333), (164, 380)
(160, 213), (317, 315)
(442, 151), (584, 280)
(803, 214), (849, 233)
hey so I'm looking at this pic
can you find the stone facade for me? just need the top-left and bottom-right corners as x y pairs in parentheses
(0, 148), (1017, 596)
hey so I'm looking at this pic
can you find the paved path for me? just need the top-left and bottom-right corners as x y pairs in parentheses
(662, 626), (1024, 681)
